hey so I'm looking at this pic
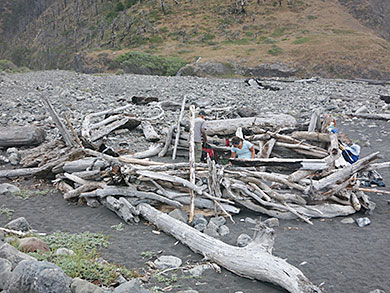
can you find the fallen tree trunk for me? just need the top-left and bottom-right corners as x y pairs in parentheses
(138, 203), (321, 293)
(0, 126), (46, 147)
(205, 114), (297, 136)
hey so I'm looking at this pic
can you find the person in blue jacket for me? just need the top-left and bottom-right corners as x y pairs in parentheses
(230, 136), (255, 161)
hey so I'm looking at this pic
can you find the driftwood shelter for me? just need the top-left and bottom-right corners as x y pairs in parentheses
(1, 94), (389, 293)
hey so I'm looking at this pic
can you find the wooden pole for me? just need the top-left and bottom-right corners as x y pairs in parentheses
(189, 105), (196, 223)
(172, 96), (187, 160)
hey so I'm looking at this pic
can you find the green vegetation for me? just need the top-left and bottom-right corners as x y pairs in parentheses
(307, 15), (317, 20)
(110, 222), (124, 230)
(0, 205), (14, 220)
(332, 29), (356, 35)
(13, 189), (50, 200)
(292, 36), (310, 44)
(27, 231), (136, 286)
(114, 51), (187, 76)
(267, 45), (284, 56)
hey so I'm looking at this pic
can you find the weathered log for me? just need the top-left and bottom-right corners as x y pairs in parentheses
(229, 158), (327, 170)
(104, 196), (140, 224)
(137, 170), (203, 194)
(0, 126), (46, 147)
(308, 109), (320, 132)
(0, 167), (44, 178)
(189, 105), (196, 222)
(258, 138), (276, 159)
(63, 183), (103, 200)
(131, 96), (158, 105)
(158, 125), (176, 157)
(291, 132), (330, 142)
(172, 96), (187, 160)
(141, 121), (160, 142)
(205, 114), (297, 136)
(85, 186), (183, 207)
(138, 203), (321, 293)
(91, 116), (140, 142)
(82, 104), (134, 141)
(122, 143), (163, 159)
(41, 97), (76, 147)
(62, 158), (109, 173)
(350, 113), (390, 120)
(308, 152), (379, 194)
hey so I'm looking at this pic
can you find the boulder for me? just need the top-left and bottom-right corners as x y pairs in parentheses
(0, 258), (13, 290)
(113, 278), (150, 293)
(154, 255), (182, 270)
(0, 183), (20, 195)
(7, 260), (71, 293)
(0, 243), (36, 269)
(6, 217), (31, 232)
(71, 277), (104, 293)
(236, 234), (252, 247)
(18, 237), (50, 253)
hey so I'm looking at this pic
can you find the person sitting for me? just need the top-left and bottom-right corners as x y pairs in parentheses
(230, 136), (255, 162)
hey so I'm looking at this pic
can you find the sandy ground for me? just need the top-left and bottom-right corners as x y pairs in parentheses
(0, 117), (389, 293)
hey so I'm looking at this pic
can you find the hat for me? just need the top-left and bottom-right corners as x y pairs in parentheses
(198, 110), (206, 116)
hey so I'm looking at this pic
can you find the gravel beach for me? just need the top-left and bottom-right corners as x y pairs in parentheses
(0, 71), (389, 293)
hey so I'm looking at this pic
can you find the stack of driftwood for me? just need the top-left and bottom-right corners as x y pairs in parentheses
(2, 97), (389, 293)
(1, 99), (388, 225)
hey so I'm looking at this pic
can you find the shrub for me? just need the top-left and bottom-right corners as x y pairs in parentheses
(292, 37), (310, 44)
(115, 51), (187, 76)
(115, 69), (125, 75)
(125, 0), (137, 8)
(0, 59), (17, 72)
(267, 45), (284, 56)
(27, 231), (136, 286)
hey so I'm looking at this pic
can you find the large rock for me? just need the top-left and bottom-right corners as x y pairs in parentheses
(0, 243), (36, 269)
(177, 61), (235, 77)
(7, 260), (71, 293)
(18, 237), (50, 253)
(154, 255), (182, 270)
(71, 277), (104, 293)
(6, 217), (31, 232)
(113, 278), (150, 293)
(0, 183), (20, 195)
(0, 258), (13, 290)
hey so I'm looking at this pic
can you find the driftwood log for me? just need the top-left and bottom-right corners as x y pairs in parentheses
(0, 126), (46, 147)
(138, 203), (321, 293)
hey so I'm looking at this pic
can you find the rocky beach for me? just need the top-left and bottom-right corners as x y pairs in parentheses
(0, 70), (390, 293)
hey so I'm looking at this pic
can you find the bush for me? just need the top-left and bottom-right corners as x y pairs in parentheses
(115, 51), (188, 76)
(27, 231), (136, 286)
(0, 59), (17, 72)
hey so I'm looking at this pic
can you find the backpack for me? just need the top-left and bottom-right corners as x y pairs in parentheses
(201, 143), (217, 162)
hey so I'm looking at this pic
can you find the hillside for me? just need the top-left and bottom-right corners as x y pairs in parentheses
(0, 0), (390, 79)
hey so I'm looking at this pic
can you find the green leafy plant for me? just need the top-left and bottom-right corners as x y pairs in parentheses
(28, 231), (136, 286)
(111, 223), (124, 231)
(141, 250), (153, 259)
(13, 189), (50, 200)
(267, 45), (284, 56)
(115, 51), (187, 76)
(292, 36), (310, 44)
(0, 205), (14, 220)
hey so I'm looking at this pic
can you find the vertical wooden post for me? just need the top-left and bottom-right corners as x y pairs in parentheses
(172, 96), (186, 160)
(188, 104), (196, 223)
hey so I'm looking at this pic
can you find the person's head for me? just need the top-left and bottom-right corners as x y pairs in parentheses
(231, 136), (243, 147)
(198, 110), (206, 118)
(339, 133), (352, 146)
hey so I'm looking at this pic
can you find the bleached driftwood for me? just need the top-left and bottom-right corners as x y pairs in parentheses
(172, 96), (187, 160)
(138, 203), (321, 293)
(141, 121), (160, 142)
(205, 114), (297, 136)
(0, 126), (46, 147)
(158, 125), (176, 157)
(189, 105), (196, 222)
(41, 97), (76, 147)
(104, 196), (140, 224)
(291, 132), (330, 142)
